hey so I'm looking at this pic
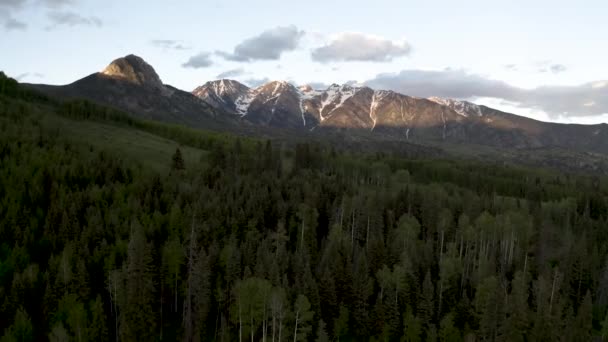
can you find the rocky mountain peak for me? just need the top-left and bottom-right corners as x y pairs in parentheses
(258, 80), (293, 92)
(201, 79), (250, 96)
(102, 54), (164, 91)
(298, 84), (314, 93)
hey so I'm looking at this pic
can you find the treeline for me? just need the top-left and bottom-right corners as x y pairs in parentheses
(2, 73), (608, 341)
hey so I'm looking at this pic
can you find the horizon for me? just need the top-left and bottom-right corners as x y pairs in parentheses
(1, 0), (607, 124)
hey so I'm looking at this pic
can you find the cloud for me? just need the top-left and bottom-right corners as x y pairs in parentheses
(2, 0), (89, 31)
(549, 64), (567, 74)
(536, 61), (568, 74)
(0, 2), (26, 30)
(217, 25), (304, 62)
(307, 82), (330, 90)
(366, 69), (516, 100)
(365, 68), (608, 118)
(46, 10), (102, 28)
(4, 16), (25, 29)
(0, 0), (26, 8)
(150, 39), (189, 51)
(505, 61), (567, 75)
(521, 83), (607, 117)
(15, 72), (44, 81)
(216, 68), (245, 79)
(243, 77), (270, 87)
(182, 52), (213, 68)
(311, 32), (411, 63)
(41, 0), (74, 7)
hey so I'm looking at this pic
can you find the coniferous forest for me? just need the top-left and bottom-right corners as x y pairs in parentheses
(2, 73), (608, 341)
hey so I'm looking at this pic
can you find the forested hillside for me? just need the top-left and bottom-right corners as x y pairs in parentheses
(1, 72), (608, 341)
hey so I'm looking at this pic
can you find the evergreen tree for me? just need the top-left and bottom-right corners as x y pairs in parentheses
(572, 291), (592, 342)
(120, 222), (156, 341)
(316, 319), (330, 342)
(1, 307), (33, 342)
(333, 306), (350, 342)
(439, 313), (461, 342)
(172, 147), (185, 170)
(89, 295), (108, 341)
(402, 306), (422, 342)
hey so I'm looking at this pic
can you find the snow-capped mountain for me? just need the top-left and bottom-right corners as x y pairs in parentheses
(192, 78), (608, 150)
(428, 97), (484, 117)
(27, 55), (608, 157)
(192, 79), (474, 140)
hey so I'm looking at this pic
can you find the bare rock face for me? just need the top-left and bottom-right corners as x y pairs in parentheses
(28, 54), (241, 128)
(192, 79), (251, 113)
(102, 54), (165, 92)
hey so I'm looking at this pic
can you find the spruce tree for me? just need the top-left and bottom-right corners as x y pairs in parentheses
(172, 147), (185, 170)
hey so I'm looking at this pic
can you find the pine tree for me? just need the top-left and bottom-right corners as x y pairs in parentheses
(89, 295), (108, 342)
(502, 271), (529, 341)
(162, 236), (183, 314)
(172, 147), (185, 170)
(402, 306), (422, 342)
(418, 270), (435, 326)
(333, 306), (350, 341)
(316, 319), (330, 342)
(439, 313), (461, 342)
(1, 307), (33, 342)
(474, 276), (502, 342)
(573, 291), (592, 342)
(120, 221), (156, 341)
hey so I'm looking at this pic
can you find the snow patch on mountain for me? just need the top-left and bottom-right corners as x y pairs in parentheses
(370, 90), (390, 130)
(327, 85), (358, 115)
(319, 85), (340, 121)
(428, 97), (483, 117)
(235, 92), (255, 116)
(319, 84), (360, 121)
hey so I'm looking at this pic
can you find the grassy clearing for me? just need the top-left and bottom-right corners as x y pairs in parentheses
(40, 112), (208, 172)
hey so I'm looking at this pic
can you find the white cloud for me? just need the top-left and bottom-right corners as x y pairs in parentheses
(217, 25), (304, 62)
(2, 0), (97, 30)
(216, 68), (246, 79)
(311, 32), (411, 63)
(0, 0), (26, 8)
(592, 81), (607, 89)
(3, 16), (25, 29)
(182, 52), (213, 68)
(365, 68), (608, 119)
(243, 77), (270, 87)
(46, 10), (102, 29)
(150, 39), (189, 51)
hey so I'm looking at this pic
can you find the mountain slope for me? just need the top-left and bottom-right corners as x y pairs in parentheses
(27, 55), (239, 129)
(17, 54), (608, 159)
(194, 79), (608, 154)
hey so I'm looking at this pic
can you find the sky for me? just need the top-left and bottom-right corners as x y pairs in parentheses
(1, 0), (607, 124)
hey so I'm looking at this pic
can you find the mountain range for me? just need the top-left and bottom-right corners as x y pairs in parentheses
(22, 54), (608, 167)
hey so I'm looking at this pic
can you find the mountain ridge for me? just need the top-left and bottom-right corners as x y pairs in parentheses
(20, 54), (608, 157)
(25, 55), (241, 129)
(193, 77), (608, 154)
